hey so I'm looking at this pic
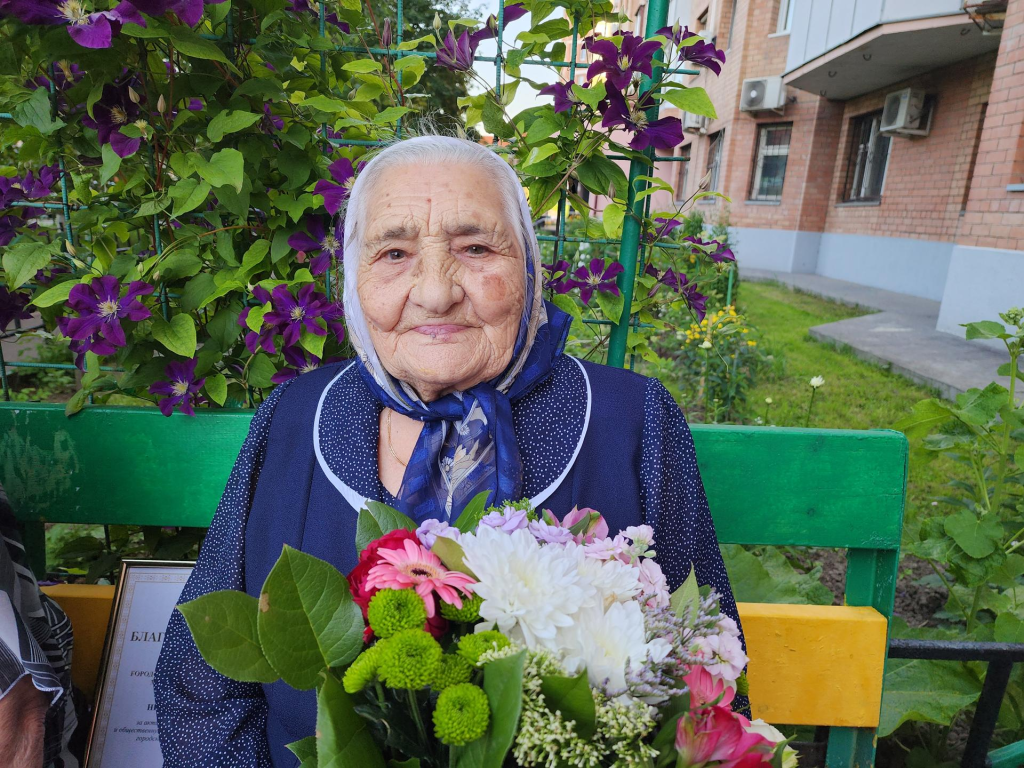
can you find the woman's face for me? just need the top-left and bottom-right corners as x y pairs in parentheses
(356, 162), (526, 402)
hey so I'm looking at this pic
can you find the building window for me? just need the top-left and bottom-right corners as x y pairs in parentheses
(777, 0), (795, 33)
(749, 123), (791, 201)
(675, 145), (691, 203)
(635, 4), (646, 33)
(726, 0), (739, 49)
(706, 130), (724, 194)
(843, 112), (891, 202)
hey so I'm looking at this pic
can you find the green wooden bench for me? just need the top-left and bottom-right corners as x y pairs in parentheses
(0, 401), (908, 767)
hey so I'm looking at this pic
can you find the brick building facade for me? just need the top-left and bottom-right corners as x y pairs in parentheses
(595, 0), (1023, 338)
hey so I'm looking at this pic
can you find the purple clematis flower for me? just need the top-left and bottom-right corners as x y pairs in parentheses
(284, 0), (349, 31)
(585, 32), (662, 91)
(27, 61), (84, 91)
(680, 280), (707, 321)
(0, 287), (33, 331)
(0, 215), (24, 247)
(683, 235), (736, 263)
(539, 81), (577, 114)
(542, 259), (577, 293)
(238, 285), (276, 354)
(644, 216), (682, 243)
(0, 165), (60, 210)
(656, 25), (726, 75)
(601, 89), (683, 152)
(436, 29), (476, 72)
(57, 276), (154, 368)
(149, 357), (206, 416)
(643, 262), (687, 296)
(261, 103), (283, 133)
(573, 258), (624, 305)
(468, 1), (527, 48)
(1, 0), (146, 48)
(129, 0), (226, 28)
(314, 157), (360, 216)
(270, 347), (341, 383)
(82, 81), (143, 158)
(263, 283), (343, 349)
(288, 217), (342, 276)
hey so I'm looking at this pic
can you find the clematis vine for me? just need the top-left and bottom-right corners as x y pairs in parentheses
(0, 287), (33, 331)
(287, 217), (342, 276)
(270, 347), (340, 383)
(434, 5), (527, 72)
(149, 357), (206, 416)
(683, 235), (736, 263)
(538, 81), (577, 114)
(644, 216), (682, 243)
(0, 164), (60, 209)
(314, 157), (360, 216)
(0, 0), (146, 48)
(129, 0), (227, 28)
(260, 283), (345, 349)
(585, 32), (662, 91)
(573, 258), (624, 305)
(238, 286), (276, 354)
(57, 276), (154, 368)
(542, 259), (576, 293)
(644, 262), (687, 296)
(284, 0), (349, 31)
(601, 89), (683, 151)
(82, 81), (144, 157)
(261, 103), (283, 133)
(657, 25), (727, 75)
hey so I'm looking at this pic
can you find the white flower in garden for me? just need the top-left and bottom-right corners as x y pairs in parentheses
(692, 631), (748, 682)
(809, 375), (825, 389)
(560, 602), (667, 693)
(699, 340), (713, 349)
(765, 396), (773, 404)
(462, 527), (592, 651)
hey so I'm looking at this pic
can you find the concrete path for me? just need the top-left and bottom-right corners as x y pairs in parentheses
(742, 268), (1011, 401)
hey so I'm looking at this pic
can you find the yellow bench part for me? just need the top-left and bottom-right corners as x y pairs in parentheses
(739, 602), (888, 728)
(40, 587), (889, 728)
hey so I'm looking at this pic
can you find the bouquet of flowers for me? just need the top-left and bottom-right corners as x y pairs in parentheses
(181, 498), (797, 768)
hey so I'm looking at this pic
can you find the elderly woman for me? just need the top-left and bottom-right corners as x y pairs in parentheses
(154, 135), (744, 767)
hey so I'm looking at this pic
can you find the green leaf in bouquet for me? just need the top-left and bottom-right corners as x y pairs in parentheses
(177, 591), (279, 683)
(355, 501), (418, 552)
(452, 490), (493, 533)
(287, 735), (318, 767)
(316, 672), (385, 768)
(257, 545), (364, 690)
(432, 536), (476, 578)
(669, 564), (699, 618)
(539, 670), (596, 738)
(450, 649), (526, 768)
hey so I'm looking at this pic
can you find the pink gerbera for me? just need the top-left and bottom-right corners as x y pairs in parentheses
(365, 539), (475, 617)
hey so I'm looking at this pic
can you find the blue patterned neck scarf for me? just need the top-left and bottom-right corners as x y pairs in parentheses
(355, 300), (572, 524)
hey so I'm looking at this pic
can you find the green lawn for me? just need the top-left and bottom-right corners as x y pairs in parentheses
(736, 280), (967, 513)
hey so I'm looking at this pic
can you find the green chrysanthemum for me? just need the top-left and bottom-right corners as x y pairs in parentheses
(432, 653), (474, 690)
(377, 628), (442, 690)
(342, 645), (383, 694)
(367, 588), (428, 639)
(433, 683), (490, 746)
(440, 593), (483, 623)
(457, 631), (510, 666)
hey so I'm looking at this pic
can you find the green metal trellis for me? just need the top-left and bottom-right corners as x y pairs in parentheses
(0, 0), (696, 398)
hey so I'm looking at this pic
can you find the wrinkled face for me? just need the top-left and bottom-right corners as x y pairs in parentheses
(356, 162), (527, 402)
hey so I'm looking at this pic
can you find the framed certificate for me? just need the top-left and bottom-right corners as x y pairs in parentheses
(85, 560), (194, 768)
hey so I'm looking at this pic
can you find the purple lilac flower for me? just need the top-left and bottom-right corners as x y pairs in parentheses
(528, 519), (573, 545)
(1, 0), (146, 48)
(542, 259), (576, 293)
(149, 357), (206, 416)
(416, 518), (460, 549)
(82, 81), (143, 158)
(0, 287), (33, 331)
(539, 81), (577, 114)
(57, 276), (154, 367)
(572, 257), (624, 305)
(261, 103), (283, 133)
(656, 25), (726, 75)
(263, 283), (343, 348)
(480, 506), (529, 533)
(585, 32), (662, 91)
(601, 89), (683, 152)
(270, 347), (339, 383)
(314, 157), (360, 216)
(287, 217), (342, 276)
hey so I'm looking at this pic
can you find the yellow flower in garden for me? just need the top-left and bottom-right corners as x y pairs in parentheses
(741, 328), (749, 333)
(747, 340), (757, 347)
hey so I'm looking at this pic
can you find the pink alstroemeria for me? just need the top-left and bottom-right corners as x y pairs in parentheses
(537, 505), (610, 544)
(675, 705), (773, 768)
(682, 664), (735, 709)
(365, 538), (475, 617)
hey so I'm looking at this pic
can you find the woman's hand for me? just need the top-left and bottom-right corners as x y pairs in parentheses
(0, 676), (48, 768)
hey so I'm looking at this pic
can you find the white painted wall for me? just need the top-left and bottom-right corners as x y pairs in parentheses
(936, 245), (1024, 350)
(815, 233), (952, 301)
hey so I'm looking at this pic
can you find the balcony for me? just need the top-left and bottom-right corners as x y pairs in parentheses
(782, 0), (1002, 100)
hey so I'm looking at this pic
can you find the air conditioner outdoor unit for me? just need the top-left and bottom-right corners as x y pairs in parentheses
(740, 76), (786, 112)
(880, 88), (929, 135)
(682, 112), (708, 134)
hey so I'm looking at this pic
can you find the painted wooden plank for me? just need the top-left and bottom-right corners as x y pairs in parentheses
(739, 602), (888, 728)
(40, 583), (116, 700)
(0, 403), (907, 549)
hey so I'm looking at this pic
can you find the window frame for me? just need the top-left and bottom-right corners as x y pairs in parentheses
(675, 144), (692, 204)
(777, 0), (795, 33)
(748, 122), (792, 202)
(842, 111), (892, 203)
(704, 130), (724, 199)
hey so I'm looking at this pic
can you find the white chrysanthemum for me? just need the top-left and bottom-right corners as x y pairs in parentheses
(573, 547), (642, 608)
(462, 527), (593, 651)
(559, 601), (660, 692)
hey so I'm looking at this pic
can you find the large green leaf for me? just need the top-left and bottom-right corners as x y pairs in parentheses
(208, 110), (261, 142)
(575, 154), (628, 200)
(450, 650), (526, 768)
(452, 490), (493, 533)
(30, 279), (77, 308)
(287, 736), (318, 768)
(953, 383), (1008, 426)
(3, 241), (56, 289)
(721, 544), (834, 605)
(878, 658), (981, 736)
(316, 673), (386, 768)
(994, 612), (1024, 644)
(669, 564), (699, 617)
(539, 671), (596, 738)
(12, 88), (65, 135)
(151, 313), (198, 357)
(659, 86), (717, 119)
(431, 536), (475, 577)
(247, 353), (279, 388)
(170, 178), (212, 218)
(943, 511), (1003, 558)
(893, 398), (955, 439)
(170, 26), (231, 63)
(354, 501), (417, 552)
(193, 149), (245, 192)
(257, 546), (364, 689)
(178, 590), (279, 683)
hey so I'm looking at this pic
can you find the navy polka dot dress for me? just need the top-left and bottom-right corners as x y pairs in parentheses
(154, 355), (746, 767)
